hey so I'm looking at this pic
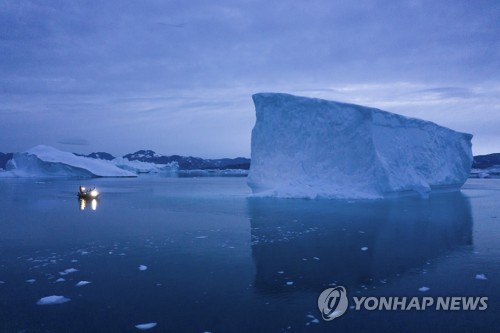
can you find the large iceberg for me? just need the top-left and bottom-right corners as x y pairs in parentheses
(247, 93), (473, 199)
(4, 145), (136, 178)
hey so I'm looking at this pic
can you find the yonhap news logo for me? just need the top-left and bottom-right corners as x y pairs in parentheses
(318, 286), (488, 321)
(317, 286), (349, 320)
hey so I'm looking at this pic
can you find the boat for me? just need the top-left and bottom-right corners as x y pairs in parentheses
(78, 186), (100, 199)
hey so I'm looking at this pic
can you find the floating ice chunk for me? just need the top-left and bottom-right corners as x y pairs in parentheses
(26, 279), (36, 283)
(60, 268), (78, 275)
(361, 247), (368, 251)
(247, 93), (473, 199)
(195, 236), (208, 239)
(418, 286), (430, 292)
(139, 265), (148, 271)
(286, 281), (294, 286)
(0, 281), (4, 284)
(277, 271), (284, 274)
(36, 295), (71, 305)
(475, 274), (488, 280)
(313, 257), (320, 260)
(135, 322), (157, 330)
(56, 278), (65, 282)
(76, 281), (92, 287)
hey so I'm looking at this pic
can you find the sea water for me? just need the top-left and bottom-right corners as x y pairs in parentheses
(0, 177), (498, 332)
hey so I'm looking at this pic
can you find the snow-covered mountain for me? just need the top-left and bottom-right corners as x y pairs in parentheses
(71, 149), (250, 170)
(122, 150), (250, 170)
(473, 153), (500, 169)
(74, 152), (115, 161)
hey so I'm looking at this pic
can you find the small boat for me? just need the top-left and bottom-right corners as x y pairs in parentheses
(78, 186), (100, 199)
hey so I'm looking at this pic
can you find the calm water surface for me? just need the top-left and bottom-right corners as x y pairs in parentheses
(0, 177), (498, 332)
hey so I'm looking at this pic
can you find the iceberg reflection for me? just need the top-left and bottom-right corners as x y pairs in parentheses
(248, 192), (473, 293)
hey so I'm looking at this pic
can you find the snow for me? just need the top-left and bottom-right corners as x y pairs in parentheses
(3, 145), (136, 178)
(248, 93), (473, 199)
(135, 322), (157, 330)
(36, 295), (71, 305)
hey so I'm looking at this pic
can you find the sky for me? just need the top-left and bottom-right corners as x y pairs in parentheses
(1, 0), (499, 158)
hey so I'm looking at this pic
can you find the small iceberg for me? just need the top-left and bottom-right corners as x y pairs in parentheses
(418, 286), (430, 292)
(36, 295), (71, 305)
(26, 279), (36, 283)
(361, 247), (368, 251)
(75, 281), (92, 287)
(139, 265), (148, 271)
(475, 274), (488, 280)
(60, 268), (78, 275)
(135, 322), (157, 330)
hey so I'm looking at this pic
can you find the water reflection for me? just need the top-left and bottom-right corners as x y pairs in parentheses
(248, 192), (473, 293)
(79, 198), (98, 211)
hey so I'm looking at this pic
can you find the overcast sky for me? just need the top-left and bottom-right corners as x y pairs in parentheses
(1, 0), (499, 157)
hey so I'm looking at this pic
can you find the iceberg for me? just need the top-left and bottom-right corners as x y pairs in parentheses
(248, 93), (473, 199)
(4, 145), (136, 178)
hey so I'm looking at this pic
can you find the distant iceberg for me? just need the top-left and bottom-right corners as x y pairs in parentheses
(248, 93), (473, 199)
(2, 145), (136, 178)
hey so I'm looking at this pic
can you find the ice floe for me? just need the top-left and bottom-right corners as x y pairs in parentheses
(418, 286), (430, 292)
(76, 281), (92, 287)
(135, 322), (157, 330)
(60, 268), (78, 275)
(36, 295), (71, 305)
(475, 274), (488, 280)
(139, 265), (148, 271)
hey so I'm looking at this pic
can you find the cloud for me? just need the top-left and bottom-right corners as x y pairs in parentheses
(0, 0), (499, 156)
